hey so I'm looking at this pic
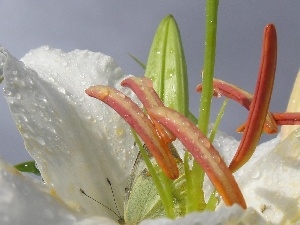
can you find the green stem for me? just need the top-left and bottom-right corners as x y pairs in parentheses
(189, 0), (219, 213)
(198, 0), (219, 135)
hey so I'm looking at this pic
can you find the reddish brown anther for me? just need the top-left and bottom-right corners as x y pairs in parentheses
(229, 24), (277, 172)
(196, 78), (278, 134)
(198, 25), (300, 172)
(121, 76), (176, 143)
(149, 106), (246, 208)
(85, 86), (179, 180)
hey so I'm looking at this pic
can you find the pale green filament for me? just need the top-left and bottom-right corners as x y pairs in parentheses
(209, 98), (228, 142)
(132, 130), (175, 218)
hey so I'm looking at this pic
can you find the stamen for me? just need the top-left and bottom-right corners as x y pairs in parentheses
(149, 106), (246, 208)
(229, 24), (277, 172)
(85, 86), (179, 179)
(196, 79), (278, 134)
(121, 76), (175, 143)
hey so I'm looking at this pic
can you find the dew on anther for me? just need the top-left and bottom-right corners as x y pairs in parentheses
(213, 155), (221, 163)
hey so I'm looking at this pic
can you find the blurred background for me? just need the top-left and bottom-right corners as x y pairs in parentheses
(0, 1), (299, 165)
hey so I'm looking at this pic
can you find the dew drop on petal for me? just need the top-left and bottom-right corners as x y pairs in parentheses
(4, 89), (12, 96)
(43, 45), (50, 51)
(21, 114), (28, 122)
(57, 86), (66, 94)
(77, 96), (85, 102)
(250, 167), (261, 179)
(15, 93), (21, 99)
(36, 137), (46, 146)
(115, 127), (124, 136)
(235, 169), (244, 177)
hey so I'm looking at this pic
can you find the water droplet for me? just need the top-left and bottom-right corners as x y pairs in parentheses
(15, 93), (21, 99)
(213, 155), (221, 163)
(21, 114), (28, 122)
(236, 169), (244, 177)
(25, 77), (33, 85)
(50, 128), (56, 134)
(4, 90), (12, 96)
(250, 168), (261, 179)
(78, 96), (85, 102)
(116, 127), (124, 136)
(48, 76), (55, 83)
(119, 92), (126, 99)
(97, 115), (103, 121)
(6, 98), (14, 104)
(37, 137), (45, 146)
(57, 86), (66, 94)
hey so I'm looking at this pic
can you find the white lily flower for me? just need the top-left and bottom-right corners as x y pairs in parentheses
(1, 47), (300, 225)
(1, 46), (139, 223)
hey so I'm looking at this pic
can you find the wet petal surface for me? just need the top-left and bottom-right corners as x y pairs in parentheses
(236, 129), (300, 224)
(1, 46), (139, 218)
(0, 158), (118, 225)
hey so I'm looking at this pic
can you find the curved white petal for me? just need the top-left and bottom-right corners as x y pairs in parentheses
(0, 155), (268, 225)
(1, 46), (139, 219)
(0, 158), (118, 225)
(236, 129), (300, 224)
(139, 205), (268, 225)
(281, 70), (300, 140)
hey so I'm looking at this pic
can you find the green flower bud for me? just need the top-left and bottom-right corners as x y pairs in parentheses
(145, 15), (189, 117)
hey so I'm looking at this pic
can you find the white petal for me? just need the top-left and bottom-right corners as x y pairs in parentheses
(0, 158), (118, 225)
(139, 205), (268, 225)
(281, 70), (300, 140)
(237, 129), (300, 224)
(1, 46), (139, 219)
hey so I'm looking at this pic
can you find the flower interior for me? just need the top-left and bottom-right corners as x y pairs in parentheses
(84, 18), (300, 222)
(8, 7), (300, 225)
